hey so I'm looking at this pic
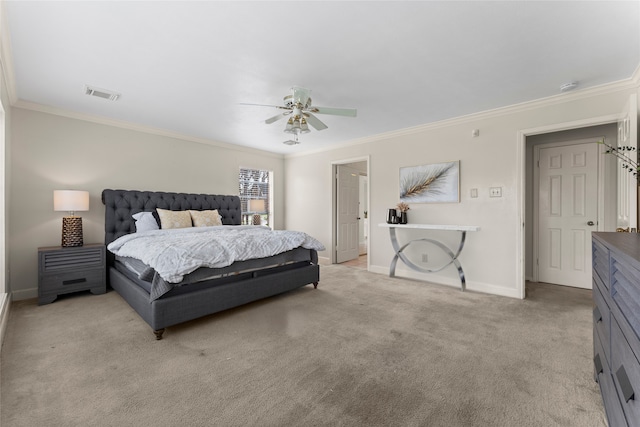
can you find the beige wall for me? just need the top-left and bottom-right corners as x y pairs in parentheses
(285, 83), (640, 298)
(9, 108), (284, 299)
(7, 78), (640, 301)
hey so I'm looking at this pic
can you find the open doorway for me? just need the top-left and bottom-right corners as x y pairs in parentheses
(518, 93), (637, 299)
(331, 157), (370, 270)
(525, 124), (618, 289)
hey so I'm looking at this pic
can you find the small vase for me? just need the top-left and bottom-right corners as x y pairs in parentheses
(399, 211), (408, 224)
(387, 208), (397, 224)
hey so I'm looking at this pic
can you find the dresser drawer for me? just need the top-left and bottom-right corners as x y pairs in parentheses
(595, 328), (628, 427)
(610, 253), (640, 358)
(593, 238), (610, 288)
(594, 280), (611, 367)
(612, 317), (640, 427)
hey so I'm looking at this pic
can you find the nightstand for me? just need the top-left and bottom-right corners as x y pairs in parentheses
(38, 243), (106, 305)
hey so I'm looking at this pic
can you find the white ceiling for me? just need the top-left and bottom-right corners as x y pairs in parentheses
(4, 1), (640, 155)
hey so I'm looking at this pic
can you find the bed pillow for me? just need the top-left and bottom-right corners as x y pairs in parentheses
(189, 209), (223, 227)
(156, 208), (192, 229)
(132, 211), (159, 232)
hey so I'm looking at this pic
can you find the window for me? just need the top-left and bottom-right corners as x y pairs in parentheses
(239, 168), (272, 226)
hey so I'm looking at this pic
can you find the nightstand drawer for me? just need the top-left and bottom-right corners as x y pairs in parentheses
(40, 269), (105, 293)
(40, 246), (104, 272)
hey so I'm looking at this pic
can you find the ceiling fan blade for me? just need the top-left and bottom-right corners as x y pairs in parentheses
(265, 112), (291, 124)
(309, 106), (357, 117)
(304, 112), (328, 131)
(239, 102), (291, 111)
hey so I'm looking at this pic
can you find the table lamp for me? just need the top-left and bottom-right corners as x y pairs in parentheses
(54, 190), (89, 247)
(248, 199), (265, 225)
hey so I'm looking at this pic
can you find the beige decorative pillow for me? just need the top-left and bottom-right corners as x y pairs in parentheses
(156, 209), (192, 229)
(189, 209), (223, 227)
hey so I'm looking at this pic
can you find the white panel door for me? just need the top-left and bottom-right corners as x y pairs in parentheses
(538, 143), (598, 289)
(336, 165), (360, 263)
(616, 94), (638, 230)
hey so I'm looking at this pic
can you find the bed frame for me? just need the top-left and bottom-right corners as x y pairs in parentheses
(102, 189), (320, 339)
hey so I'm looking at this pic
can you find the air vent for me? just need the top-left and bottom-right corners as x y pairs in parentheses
(560, 82), (578, 92)
(84, 85), (120, 101)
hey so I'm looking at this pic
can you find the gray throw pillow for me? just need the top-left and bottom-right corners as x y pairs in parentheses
(132, 211), (159, 232)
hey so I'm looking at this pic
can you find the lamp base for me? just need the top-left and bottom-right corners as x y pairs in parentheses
(62, 216), (83, 247)
(252, 214), (261, 225)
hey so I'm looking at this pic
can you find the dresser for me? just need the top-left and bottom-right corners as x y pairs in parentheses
(592, 232), (640, 427)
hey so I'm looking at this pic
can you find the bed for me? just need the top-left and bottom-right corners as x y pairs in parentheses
(102, 189), (321, 339)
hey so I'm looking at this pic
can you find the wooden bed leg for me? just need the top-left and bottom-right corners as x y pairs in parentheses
(313, 282), (318, 289)
(153, 329), (165, 340)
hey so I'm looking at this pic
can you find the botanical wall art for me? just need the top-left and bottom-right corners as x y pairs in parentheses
(399, 161), (460, 203)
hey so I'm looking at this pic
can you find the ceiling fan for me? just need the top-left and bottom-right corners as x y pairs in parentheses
(241, 86), (357, 143)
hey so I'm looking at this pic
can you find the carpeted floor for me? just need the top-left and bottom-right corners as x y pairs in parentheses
(1, 265), (605, 426)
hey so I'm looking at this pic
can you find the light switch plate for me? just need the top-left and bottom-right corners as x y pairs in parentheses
(470, 188), (478, 198)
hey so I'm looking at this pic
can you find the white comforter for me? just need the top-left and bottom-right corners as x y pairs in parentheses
(107, 225), (325, 284)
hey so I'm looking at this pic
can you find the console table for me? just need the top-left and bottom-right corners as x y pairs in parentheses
(379, 223), (480, 291)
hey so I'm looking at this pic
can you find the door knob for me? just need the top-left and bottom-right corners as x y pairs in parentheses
(587, 221), (595, 226)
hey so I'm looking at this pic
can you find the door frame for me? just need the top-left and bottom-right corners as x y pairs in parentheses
(336, 164), (361, 263)
(0, 96), (7, 347)
(331, 156), (370, 266)
(518, 114), (620, 299)
(532, 138), (605, 285)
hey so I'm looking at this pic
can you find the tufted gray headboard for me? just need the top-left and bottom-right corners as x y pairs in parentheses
(102, 189), (242, 248)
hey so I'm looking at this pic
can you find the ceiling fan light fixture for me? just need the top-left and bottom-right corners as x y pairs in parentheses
(300, 117), (310, 133)
(284, 115), (311, 134)
(284, 117), (294, 133)
(244, 86), (357, 139)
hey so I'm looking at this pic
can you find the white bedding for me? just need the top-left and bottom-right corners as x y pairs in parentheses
(107, 225), (325, 284)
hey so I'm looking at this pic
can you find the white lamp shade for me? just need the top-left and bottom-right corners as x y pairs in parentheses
(248, 199), (265, 213)
(54, 190), (90, 212)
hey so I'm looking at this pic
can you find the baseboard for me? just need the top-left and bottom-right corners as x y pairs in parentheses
(368, 265), (522, 299)
(0, 293), (10, 349)
(11, 287), (37, 301)
(318, 256), (331, 266)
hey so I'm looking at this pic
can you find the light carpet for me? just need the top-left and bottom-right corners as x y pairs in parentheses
(1, 265), (605, 426)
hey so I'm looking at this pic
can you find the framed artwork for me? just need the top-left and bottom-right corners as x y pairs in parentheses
(399, 161), (459, 203)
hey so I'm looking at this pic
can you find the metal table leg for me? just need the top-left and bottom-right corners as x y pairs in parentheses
(388, 228), (468, 291)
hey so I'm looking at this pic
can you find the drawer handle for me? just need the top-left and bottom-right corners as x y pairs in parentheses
(594, 354), (603, 375)
(593, 306), (602, 323)
(62, 278), (87, 286)
(616, 365), (635, 403)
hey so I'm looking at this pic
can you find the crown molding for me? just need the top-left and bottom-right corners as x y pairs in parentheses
(13, 100), (285, 159)
(632, 63), (640, 85)
(11, 69), (640, 162)
(286, 73), (640, 159)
